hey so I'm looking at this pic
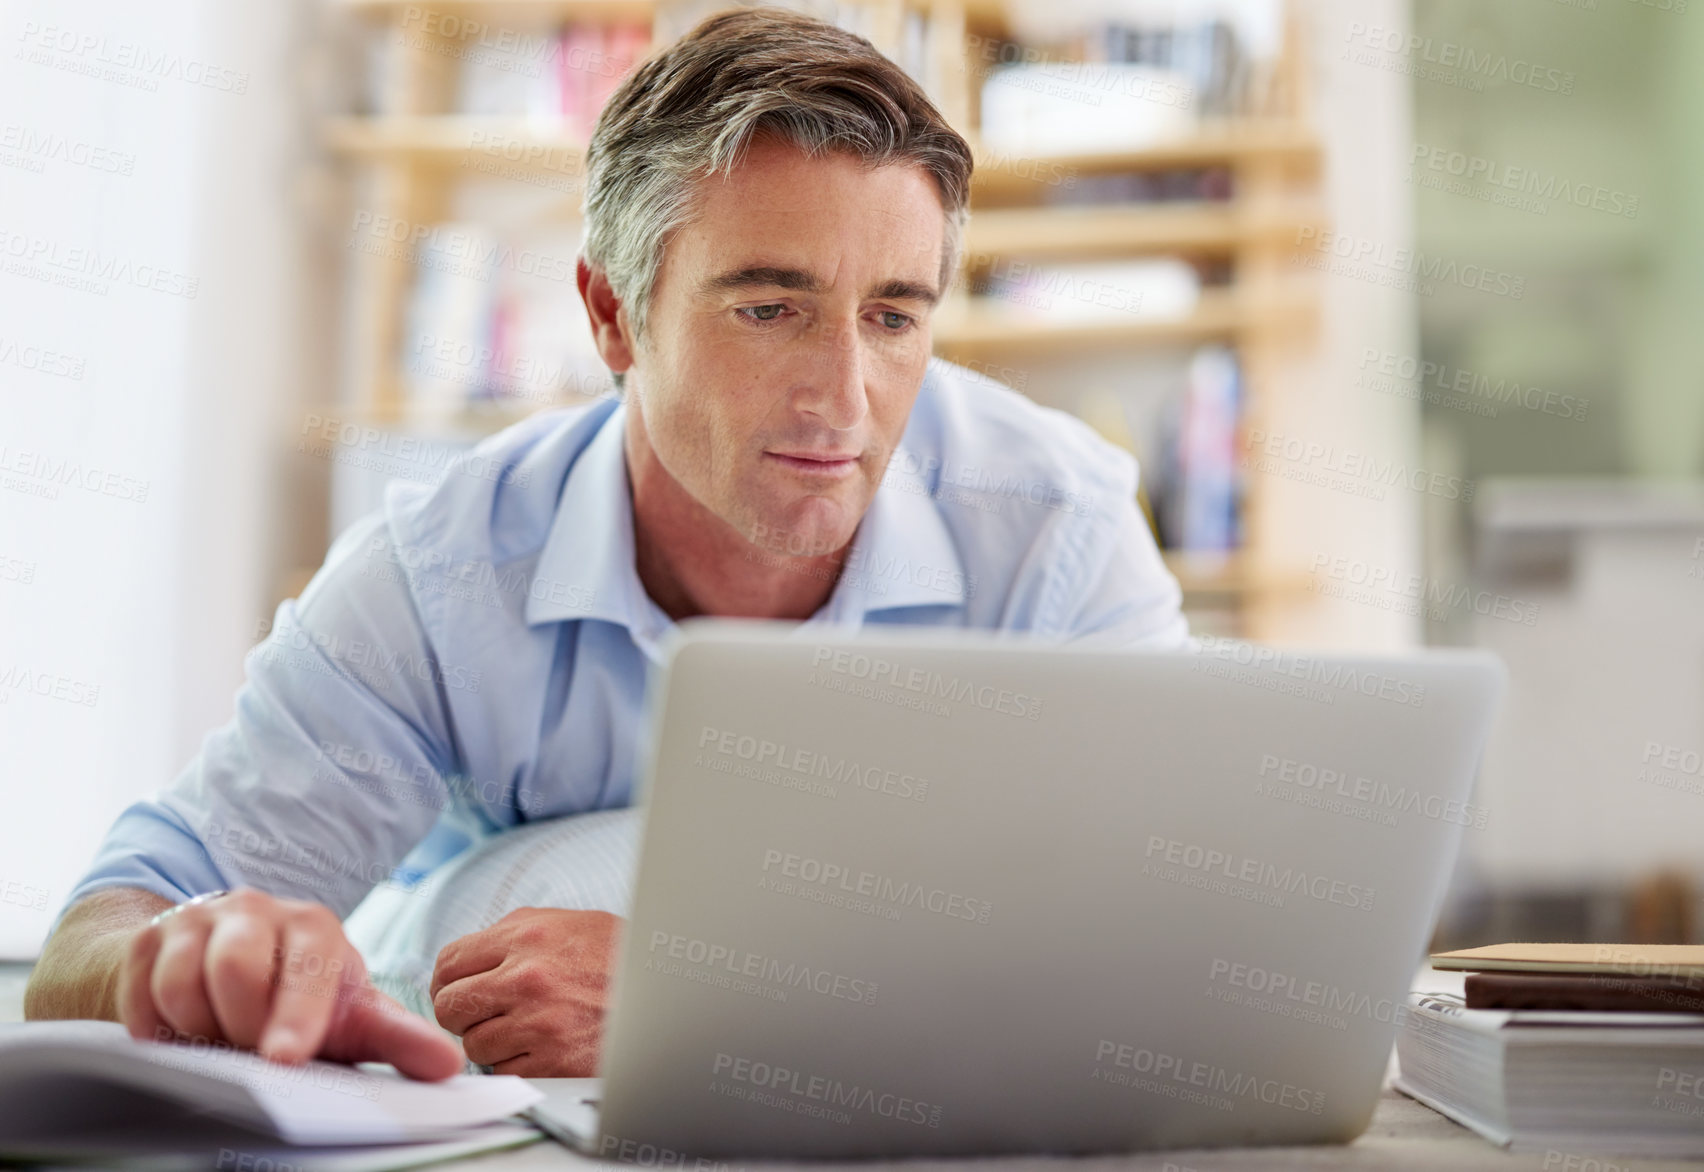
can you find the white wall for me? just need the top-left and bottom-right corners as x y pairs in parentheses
(0, 0), (306, 958)
(1252, 0), (1421, 649)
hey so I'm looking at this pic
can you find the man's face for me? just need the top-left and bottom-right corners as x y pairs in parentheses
(624, 136), (945, 557)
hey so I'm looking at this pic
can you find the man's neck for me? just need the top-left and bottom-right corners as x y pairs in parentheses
(624, 411), (848, 623)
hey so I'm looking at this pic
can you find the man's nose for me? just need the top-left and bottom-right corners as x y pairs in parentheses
(793, 316), (869, 431)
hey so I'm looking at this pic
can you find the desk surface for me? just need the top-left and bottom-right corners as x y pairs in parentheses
(3, 965), (1699, 1171)
(441, 1087), (1703, 1170)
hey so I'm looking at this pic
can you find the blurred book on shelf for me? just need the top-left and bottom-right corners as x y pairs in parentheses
(1047, 165), (1234, 207)
(961, 257), (1201, 324)
(1089, 16), (1250, 117)
(1152, 344), (1244, 554)
(362, 18), (651, 126)
(977, 2), (1283, 156)
(401, 224), (500, 421)
(399, 222), (609, 422)
(979, 62), (1197, 156)
(654, 0), (947, 95)
(453, 21), (649, 127)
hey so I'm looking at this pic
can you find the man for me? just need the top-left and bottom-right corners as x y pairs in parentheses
(25, 7), (1186, 1078)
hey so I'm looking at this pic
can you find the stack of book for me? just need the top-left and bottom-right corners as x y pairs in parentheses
(1395, 943), (1704, 1158)
(454, 21), (650, 135)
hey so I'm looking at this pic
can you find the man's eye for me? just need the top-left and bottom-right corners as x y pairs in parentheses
(879, 311), (913, 332)
(740, 304), (786, 323)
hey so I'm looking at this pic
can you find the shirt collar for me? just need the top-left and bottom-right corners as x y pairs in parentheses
(798, 461), (969, 628)
(526, 401), (968, 652)
(525, 400), (675, 657)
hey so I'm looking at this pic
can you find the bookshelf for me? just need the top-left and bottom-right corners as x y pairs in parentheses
(320, 0), (1326, 636)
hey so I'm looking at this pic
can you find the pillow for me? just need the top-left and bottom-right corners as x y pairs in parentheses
(342, 806), (643, 1020)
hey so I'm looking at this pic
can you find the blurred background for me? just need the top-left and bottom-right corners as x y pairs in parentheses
(1, 0), (1701, 962)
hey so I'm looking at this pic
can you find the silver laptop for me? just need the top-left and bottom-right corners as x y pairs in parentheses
(532, 622), (1505, 1161)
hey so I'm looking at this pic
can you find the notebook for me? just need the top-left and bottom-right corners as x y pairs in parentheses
(1431, 943), (1704, 978)
(1465, 972), (1704, 1014)
(0, 1020), (543, 1159)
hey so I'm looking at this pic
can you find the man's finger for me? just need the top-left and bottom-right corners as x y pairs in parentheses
(429, 928), (509, 1000)
(203, 912), (279, 1050)
(459, 1014), (527, 1069)
(151, 915), (221, 1041)
(334, 986), (465, 1081)
(258, 909), (346, 1064)
(431, 974), (502, 1035)
(119, 924), (173, 1044)
(491, 1054), (545, 1077)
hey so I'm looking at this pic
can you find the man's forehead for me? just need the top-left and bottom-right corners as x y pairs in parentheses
(661, 144), (946, 298)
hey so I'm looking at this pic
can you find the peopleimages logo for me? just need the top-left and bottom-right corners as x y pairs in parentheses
(1356, 347), (1589, 422)
(1342, 22), (1575, 95)
(1093, 1039), (1327, 1114)
(1206, 958), (1409, 1030)
(809, 647), (1044, 719)
(0, 445), (150, 504)
(1241, 426), (1475, 503)
(1293, 227), (1525, 300)
(647, 930), (878, 1006)
(882, 448), (1094, 517)
(347, 211), (575, 283)
(711, 1053), (944, 1128)
(0, 664), (100, 708)
(0, 230), (199, 298)
(697, 725), (930, 802)
(1257, 754), (1488, 830)
(1191, 635), (1427, 708)
(15, 22), (251, 94)
(1410, 142), (1638, 219)
(759, 849), (993, 925)
(1144, 836), (1376, 912)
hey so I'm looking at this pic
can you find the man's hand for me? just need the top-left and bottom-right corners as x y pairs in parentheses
(430, 908), (624, 1076)
(119, 889), (462, 1080)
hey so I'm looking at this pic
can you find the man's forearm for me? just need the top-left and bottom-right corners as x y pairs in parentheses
(24, 888), (172, 1022)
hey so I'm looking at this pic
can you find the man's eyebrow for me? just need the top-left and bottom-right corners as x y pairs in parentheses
(699, 266), (939, 306)
(869, 277), (940, 307)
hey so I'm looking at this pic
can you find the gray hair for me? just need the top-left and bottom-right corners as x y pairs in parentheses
(580, 5), (975, 391)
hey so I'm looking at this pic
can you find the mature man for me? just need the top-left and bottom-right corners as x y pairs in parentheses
(25, 7), (1186, 1078)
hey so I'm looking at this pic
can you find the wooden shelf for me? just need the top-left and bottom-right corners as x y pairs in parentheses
(324, 116), (586, 164)
(971, 122), (1321, 197)
(342, 0), (658, 20)
(965, 200), (1325, 259)
(340, 0), (996, 17)
(930, 287), (1313, 355)
(1163, 551), (1312, 598)
(317, 396), (596, 436)
(324, 116), (1322, 178)
(336, 0), (1006, 25)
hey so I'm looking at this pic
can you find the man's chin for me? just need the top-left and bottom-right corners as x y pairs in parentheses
(745, 504), (862, 559)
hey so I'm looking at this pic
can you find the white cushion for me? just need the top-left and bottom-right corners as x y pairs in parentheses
(343, 807), (642, 1020)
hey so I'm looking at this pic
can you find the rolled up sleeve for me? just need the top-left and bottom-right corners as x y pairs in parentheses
(59, 509), (462, 924)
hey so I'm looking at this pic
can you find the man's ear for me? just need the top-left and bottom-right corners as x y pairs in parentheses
(577, 257), (635, 379)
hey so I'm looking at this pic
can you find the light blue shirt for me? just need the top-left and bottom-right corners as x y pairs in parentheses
(62, 358), (1188, 922)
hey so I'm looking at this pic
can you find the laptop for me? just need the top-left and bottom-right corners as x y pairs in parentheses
(530, 622), (1506, 1160)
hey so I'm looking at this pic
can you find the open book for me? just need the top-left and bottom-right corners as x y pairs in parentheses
(0, 1020), (543, 1161)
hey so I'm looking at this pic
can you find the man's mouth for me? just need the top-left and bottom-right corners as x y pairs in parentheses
(764, 449), (861, 476)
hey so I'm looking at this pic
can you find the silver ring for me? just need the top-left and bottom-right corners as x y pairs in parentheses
(149, 889), (230, 926)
